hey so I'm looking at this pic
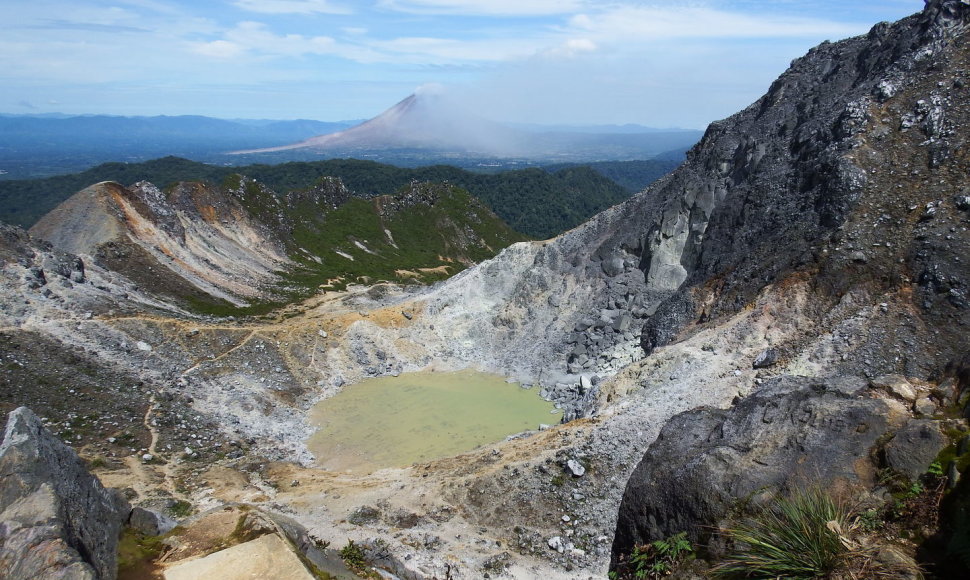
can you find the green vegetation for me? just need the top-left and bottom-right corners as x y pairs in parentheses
(169, 500), (193, 518)
(543, 159), (680, 193)
(263, 180), (527, 305)
(117, 528), (165, 580)
(0, 156), (671, 239)
(711, 488), (851, 579)
(338, 539), (384, 578)
(612, 532), (694, 579)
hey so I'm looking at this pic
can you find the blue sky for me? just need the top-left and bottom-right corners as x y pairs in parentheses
(3, 0), (921, 128)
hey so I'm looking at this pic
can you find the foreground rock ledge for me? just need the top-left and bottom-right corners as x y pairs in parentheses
(0, 407), (130, 580)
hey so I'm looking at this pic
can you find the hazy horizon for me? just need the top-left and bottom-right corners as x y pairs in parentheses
(4, 1), (921, 129)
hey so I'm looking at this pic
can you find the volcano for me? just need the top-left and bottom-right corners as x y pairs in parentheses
(232, 91), (526, 156)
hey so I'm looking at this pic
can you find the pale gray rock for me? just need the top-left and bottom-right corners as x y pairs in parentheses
(0, 407), (130, 580)
(566, 459), (586, 477)
(872, 374), (918, 402)
(914, 397), (937, 417)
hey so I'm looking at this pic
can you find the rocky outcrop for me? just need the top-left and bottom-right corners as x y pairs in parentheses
(610, 376), (941, 563)
(0, 407), (130, 580)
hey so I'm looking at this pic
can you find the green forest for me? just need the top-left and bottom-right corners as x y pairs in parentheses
(0, 157), (678, 239)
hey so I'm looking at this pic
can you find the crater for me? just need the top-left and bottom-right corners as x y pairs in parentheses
(307, 369), (560, 473)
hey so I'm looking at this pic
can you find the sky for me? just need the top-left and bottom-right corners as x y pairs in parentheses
(2, 0), (923, 129)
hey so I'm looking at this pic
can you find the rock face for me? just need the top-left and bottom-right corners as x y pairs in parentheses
(0, 407), (130, 580)
(610, 376), (918, 562)
(608, 2), (970, 565)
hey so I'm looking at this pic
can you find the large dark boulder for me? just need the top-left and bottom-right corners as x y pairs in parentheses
(611, 376), (917, 563)
(0, 407), (130, 580)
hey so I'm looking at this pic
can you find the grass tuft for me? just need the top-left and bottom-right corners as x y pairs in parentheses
(711, 488), (851, 579)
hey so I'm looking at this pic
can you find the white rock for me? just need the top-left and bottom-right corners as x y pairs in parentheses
(141, 453), (153, 462)
(566, 459), (586, 477)
(136, 341), (152, 352)
(872, 374), (917, 402)
(547, 536), (565, 553)
(562, 515), (571, 522)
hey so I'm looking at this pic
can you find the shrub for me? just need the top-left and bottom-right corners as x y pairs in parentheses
(613, 532), (694, 579)
(169, 500), (193, 518)
(711, 488), (851, 579)
(339, 539), (367, 570)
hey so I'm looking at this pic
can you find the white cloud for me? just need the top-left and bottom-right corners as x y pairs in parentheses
(191, 21), (341, 59)
(566, 5), (860, 42)
(370, 35), (545, 63)
(539, 37), (597, 59)
(378, 0), (588, 16)
(233, 0), (352, 15)
(193, 39), (246, 59)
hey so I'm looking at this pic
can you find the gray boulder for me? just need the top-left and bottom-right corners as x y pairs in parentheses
(752, 348), (779, 369)
(0, 407), (130, 580)
(611, 376), (909, 563)
(128, 506), (177, 537)
(883, 419), (947, 480)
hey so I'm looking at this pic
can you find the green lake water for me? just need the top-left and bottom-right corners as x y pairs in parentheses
(307, 369), (560, 473)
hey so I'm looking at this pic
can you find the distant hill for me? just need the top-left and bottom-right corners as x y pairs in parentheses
(0, 115), (359, 179)
(542, 160), (682, 193)
(0, 156), (676, 239)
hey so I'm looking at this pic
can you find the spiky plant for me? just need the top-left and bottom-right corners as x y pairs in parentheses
(711, 487), (852, 579)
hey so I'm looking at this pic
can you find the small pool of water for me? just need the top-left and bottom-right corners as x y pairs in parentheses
(307, 369), (559, 473)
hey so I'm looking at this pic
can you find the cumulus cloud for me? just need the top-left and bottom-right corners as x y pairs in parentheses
(233, 0), (352, 15)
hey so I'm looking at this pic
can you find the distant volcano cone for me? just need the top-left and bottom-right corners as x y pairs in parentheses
(232, 92), (525, 156)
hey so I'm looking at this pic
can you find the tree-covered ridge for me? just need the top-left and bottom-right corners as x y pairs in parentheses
(209, 178), (529, 315)
(0, 156), (677, 239)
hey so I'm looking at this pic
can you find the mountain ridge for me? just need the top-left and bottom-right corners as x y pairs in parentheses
(0, 156), (665, 239)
